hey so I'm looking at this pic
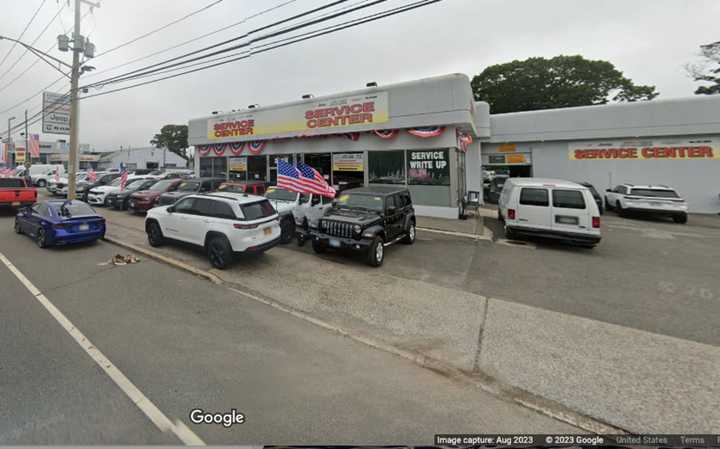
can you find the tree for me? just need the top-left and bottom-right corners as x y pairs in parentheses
(150, 125), (190, 162)
(471, 55), (659, 113)
(686, 41), (720, 95)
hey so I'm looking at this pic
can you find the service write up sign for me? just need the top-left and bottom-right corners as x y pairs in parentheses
(42, 91), (71, 135)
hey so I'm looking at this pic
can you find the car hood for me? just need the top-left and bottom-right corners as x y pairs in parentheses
(131, 190), (160, 198)
(92, 185), (120, 194)
(322, 208), (383, 226)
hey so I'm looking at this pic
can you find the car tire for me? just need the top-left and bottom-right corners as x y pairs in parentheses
(122, 199), (129, 211)
(37, 179), (47, 188)
(402, 222), (416, 244)
(36, 228), (48, 248)
(504, 225), (517, 240)
(280, 216), (295, 244)
(367, 236), (384, 267)
(206, 235), (233, 270)
(14, 219), (23, 234)
(673, 213), (688, 224)
(604, 197), (612, 211)
(458, 202), (466, 220)
(146, 221), (165, 247)
(312, 238), (326, 254)
(617, 201), (627, 217)
(297, 233), (306, 247)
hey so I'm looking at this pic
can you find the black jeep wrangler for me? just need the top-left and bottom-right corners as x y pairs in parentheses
(310, 186), (416, 267)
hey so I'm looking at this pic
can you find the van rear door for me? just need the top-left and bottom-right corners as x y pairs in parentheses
(516, 187), (552, 231)
(550, 188), (592, 233)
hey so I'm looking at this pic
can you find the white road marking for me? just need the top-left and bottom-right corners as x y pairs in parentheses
(0, 252), (205, 446)
(416, 227), (492, 241)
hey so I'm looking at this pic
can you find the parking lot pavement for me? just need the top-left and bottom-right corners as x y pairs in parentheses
(86, 197), (720, 347)
(0, 209), (579, 443)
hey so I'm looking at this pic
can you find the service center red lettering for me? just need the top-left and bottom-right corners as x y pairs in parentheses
(574, 148), (638, 159)
(306, 102), (376, 129)
(214, 120), (255, 138)
(574, 146), (715, 159)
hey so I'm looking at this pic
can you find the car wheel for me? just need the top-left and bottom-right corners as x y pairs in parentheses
(103, 196), (111, 207)
(122, 199), (129, 211)
(297, 233), (306, 247)
(311, 238), (326, 254)
(673, 213), (688, 224)
(146, 221), (165, 247)
(280, 216), (295, 244)
(37, 179), (47, 188)
(367, 236), (384, 267)
(402, 222), (416, 244)
(14, 219), (23, 234)
(458, 202), (466, 220)
(206, 235), (232, 270)
(504, 225), (517, 240)
(36, 228), (48, 248)
(617, 201), (626, 217)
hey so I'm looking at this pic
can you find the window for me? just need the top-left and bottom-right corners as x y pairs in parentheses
(174, 197), (196, 214)
(553, 190), (586, 209)
(519, 188), (549, 206)
(407, 150), (450, 186)
(369, 151), (405, 184)
(229, 157), (247, 181)
(199, 157), (227, 178)
(311, 195), (321, 206)
(386, 195), (396, 210)
(247, 156), (267, 182)
(298, 193), (309, 205)
(629, 188), (679, 198)
(194, 199), (236, 219)
(269, 155), (293, 184)
(0, 178), (25, 188)
(240, 200), (275, 220)
(614, 185), (626, 194)
(33, 203), (50, 217)
(199, 157), (213, 177)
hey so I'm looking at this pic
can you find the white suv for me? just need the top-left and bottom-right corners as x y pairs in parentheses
(145, 192), (281, 269)
(604, 184), (688, 223)
(498, 178), (602, 247)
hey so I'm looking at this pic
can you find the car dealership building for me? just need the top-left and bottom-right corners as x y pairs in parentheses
(189, 73), (720, 217)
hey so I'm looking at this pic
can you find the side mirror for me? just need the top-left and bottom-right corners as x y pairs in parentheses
(605, 189), (612, 193)
(167, 206), (175, 213)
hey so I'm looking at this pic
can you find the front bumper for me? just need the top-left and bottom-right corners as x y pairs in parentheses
(128, 198), (155, 211)
(311, 232), (371, 251)
(87, 193), (106, 205)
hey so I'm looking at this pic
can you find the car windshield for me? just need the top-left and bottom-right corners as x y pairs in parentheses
(148, 180), (175, 191)
(109, 178), (123, 187)
(60, 202), (95, 217)
(127, 179), (155, 191)
(336, 193), (384, 211)
(265, 188), (297, 201)
(218, 183), (245, 193)
(177, 181), (201, 191)
(631, 188), (679, 198)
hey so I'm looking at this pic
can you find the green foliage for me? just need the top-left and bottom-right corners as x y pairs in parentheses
(150, 125), (190, 162)
(687, 41), (720, 95)
(471, 55), (659, 113)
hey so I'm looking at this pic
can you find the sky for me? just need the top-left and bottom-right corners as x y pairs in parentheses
(0, 0), (718, 151)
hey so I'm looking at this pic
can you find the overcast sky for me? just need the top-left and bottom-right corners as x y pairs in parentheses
(0, 0), (717, 150)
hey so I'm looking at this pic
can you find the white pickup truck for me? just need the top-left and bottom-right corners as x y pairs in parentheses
(604, 184), (688, 223)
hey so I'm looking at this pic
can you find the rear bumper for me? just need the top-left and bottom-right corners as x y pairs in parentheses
(0, 201), (34, 208)
(240, 236), (281, 253)
(53, 230), (105, 245)
(507, 226), (601, 245)
(624, 207), (687, 216)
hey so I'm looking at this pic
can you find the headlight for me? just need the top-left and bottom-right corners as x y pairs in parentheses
(353, 225), (361, 234)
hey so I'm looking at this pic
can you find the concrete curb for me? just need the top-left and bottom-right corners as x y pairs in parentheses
(104, 235), (624, 435)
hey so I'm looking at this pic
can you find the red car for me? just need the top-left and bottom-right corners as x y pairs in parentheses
(128, 179), (182, 213)
(0, 177), (37, 209)
(217, 181), (267, 195)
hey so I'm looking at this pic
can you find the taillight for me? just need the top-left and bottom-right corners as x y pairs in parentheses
(592, 217), (601, 228)
(53, 223), (65, 229)
(234, 223), (258, 230)
(508, 209), (516, 220)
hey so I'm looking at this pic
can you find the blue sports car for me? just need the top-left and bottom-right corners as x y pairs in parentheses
(14, 200), (106, 248)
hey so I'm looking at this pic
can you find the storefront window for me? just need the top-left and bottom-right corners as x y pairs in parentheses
(247, 155), (267, 182)
(332, 152), (364, 189)
(199, 157), (213, 177)
(229, 157), (247, 181)
(407, 149), (450, 186)
(269, 154), (293, 184)
(200, 157), (228, 179)
(304, 153), (332, 183)
(369, 150), (405, 184)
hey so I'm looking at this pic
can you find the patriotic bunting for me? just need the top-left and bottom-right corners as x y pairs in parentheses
(212, 144), (226, 156)
(247, 141), (267, 155)
(230, 142), (245, 156)
(198, 145), (212, 156)
(29, 134), (41, 158)
(344, 133), (360, 141)
(373, 129), (398, 140)
(407, 127), (445, 138)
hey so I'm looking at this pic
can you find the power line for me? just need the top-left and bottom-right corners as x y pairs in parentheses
(81, 0), (441, 100)
(93, 0), (226, 59)
(82, 0), (352, 89)
(86, 0), (300, 79)
(0, 0), (49, 68)
(0, 3), (65, 83)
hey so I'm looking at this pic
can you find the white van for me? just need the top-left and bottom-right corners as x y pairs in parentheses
(498, 178), (602, 247)
(29, 164), (65, 187)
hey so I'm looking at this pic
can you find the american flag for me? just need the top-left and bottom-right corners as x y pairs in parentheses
(277, 160), (336, 198)
(29, 134), (41, 158)
(87, 169), (97, 182)
(119, 169), (129, 191)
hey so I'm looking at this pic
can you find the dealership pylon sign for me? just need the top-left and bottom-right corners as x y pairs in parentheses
(42, 91), (71, 135)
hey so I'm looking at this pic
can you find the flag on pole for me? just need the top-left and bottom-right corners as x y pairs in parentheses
(297, 162), (336, 198)
(54, 169), (60, 182)
(29, 134), (41, 158)
(87, 168), (97, 182)
(119, 169), (129, 191)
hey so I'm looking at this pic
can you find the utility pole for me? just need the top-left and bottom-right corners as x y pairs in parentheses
(65, 0), (99, 200)
(7, 116), (16, 166)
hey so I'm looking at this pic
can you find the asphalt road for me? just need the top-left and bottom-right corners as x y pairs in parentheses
(87, 197), (720, 346)
(0, 208), (576, 444)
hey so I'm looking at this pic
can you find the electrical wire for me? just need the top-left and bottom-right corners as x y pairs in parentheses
(81, 0), (441, 100)
(0, 0), (49, 68)
(93, 0), (226, 59)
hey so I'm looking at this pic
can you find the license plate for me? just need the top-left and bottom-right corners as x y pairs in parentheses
(556, 216), (579, 225)
(78, 223), (90, 231)
(263, 227), (272, 236)
(329, 239), (341, 248)
(11, 201), (20, 207)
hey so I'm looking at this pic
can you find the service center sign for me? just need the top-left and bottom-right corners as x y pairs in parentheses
(569, 138), (720, 161)
(207, 92), (389, 141)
